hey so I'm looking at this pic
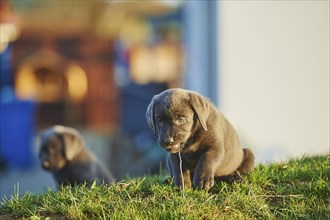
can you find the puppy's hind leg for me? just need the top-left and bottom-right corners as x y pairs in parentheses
(237, 148), (255, 174)
(214, 149), (255, 184)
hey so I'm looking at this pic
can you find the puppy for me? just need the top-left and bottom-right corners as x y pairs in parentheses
(39, 125), (113, 187)
(146, 88), (255, 190)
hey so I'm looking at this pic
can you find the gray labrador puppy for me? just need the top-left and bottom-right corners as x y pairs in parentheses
(39, 125), (113, 187)
(146, 88), (255, 190)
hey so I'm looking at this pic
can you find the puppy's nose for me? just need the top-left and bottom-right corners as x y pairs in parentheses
(43, 161), (50, 168)
(163, 137), (174, 145)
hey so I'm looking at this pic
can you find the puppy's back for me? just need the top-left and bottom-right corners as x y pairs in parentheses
(65, 144), (114, 185)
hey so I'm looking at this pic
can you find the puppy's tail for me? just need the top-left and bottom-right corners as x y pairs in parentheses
(237, 148), (255, 174)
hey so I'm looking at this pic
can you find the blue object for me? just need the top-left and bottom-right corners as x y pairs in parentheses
(0, 44), (13, 89)
(0, 101), (36, 168)
(121, 82), (167, 135)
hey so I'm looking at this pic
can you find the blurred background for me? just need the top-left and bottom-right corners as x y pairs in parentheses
(0, 0), (329, 199)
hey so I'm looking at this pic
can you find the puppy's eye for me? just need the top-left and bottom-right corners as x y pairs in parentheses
(157, 118), (164, 124)
(177, 117), (186, 124)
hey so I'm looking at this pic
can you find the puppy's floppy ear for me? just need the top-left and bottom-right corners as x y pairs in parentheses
(146, 96), (157, 136)
(54, 126), (84, 161)
(189, 92), (210, 131)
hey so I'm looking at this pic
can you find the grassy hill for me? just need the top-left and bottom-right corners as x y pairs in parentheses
(1, 155), (329, 219)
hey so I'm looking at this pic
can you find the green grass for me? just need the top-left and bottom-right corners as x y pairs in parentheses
(1, 155), (329, 220)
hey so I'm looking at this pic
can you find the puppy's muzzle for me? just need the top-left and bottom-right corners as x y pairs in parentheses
(163, 136), (174, 146)
(161, 137), (182, 153)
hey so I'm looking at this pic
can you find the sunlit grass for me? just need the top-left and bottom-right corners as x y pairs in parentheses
(1, 155), (329, 219)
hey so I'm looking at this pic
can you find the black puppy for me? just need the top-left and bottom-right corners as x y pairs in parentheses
(39, 125), (113, 187)
(146, 88), (254, 190)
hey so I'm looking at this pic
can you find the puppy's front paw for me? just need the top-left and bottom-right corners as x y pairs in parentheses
(194, 175), (214, 190)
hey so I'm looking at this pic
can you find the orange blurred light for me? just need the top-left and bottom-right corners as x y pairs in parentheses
(66, 64), (88, 103)
(129, 43), (183, 84)
(15, 65), (37, 100)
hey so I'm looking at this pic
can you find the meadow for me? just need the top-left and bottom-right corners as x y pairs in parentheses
(1, 155), (329, 219)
